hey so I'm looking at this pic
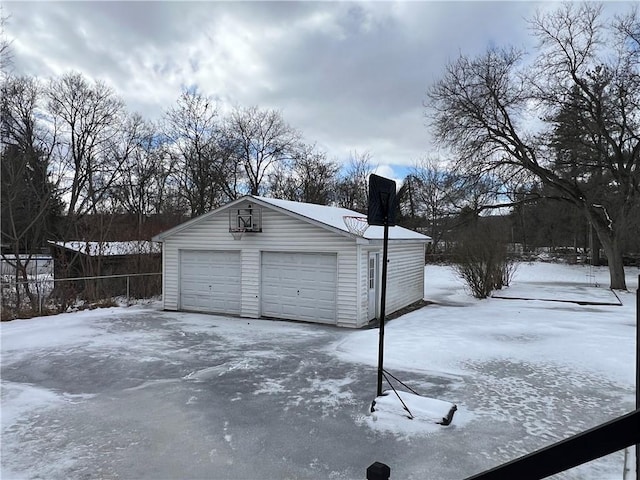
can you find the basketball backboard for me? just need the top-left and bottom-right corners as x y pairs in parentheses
(367, 174), (397, 226)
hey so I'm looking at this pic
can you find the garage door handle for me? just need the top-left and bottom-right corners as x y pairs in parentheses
(297, 290), (300, 295)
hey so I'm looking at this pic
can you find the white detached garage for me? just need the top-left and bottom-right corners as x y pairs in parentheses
(152, 195), (431, 328)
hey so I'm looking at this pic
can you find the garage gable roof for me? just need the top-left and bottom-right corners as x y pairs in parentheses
(256, 196), (429, 241)
(153, 195), (431, 242)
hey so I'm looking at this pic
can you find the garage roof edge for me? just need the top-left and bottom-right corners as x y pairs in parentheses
(152, 195), (431, 243)
(151, 196), (253, 241)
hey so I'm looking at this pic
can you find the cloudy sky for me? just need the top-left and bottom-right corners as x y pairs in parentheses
(3, 1), (635, 180)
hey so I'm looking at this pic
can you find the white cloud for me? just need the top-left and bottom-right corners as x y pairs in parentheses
(3, 0), (636, 178)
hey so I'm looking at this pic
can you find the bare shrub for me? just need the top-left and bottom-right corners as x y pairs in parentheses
(496, 257), (518, 289)
(453, 220), (516, 299)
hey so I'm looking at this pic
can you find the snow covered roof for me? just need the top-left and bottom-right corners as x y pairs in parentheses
(48, 241), (161, 256)
(153, 195), (431, 242)
(254, 196), (430, 241)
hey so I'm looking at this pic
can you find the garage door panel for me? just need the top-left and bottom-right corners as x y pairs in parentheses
(181, 293), (207, 311)
(311, 291), (334, 302)
(261, 252), (337, 324)
(180, 250), (240, 315)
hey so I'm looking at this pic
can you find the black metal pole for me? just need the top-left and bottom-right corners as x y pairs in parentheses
(464, 409), (640, 480)
(636, 274), (639, 480)
(376, 222), (390, 397)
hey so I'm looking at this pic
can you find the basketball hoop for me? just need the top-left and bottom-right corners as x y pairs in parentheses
(230, 228), (245, 240)
(343, 216), (369, 237)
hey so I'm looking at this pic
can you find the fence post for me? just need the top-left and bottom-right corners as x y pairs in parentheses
(126, 275), (130, 303)
(366, 462), (390, 480)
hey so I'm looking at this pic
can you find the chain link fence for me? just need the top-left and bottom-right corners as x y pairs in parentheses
(1, 272), (162, 320)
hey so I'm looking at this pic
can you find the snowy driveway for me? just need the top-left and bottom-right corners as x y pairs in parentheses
(2, 309), (462, 480)
(1, 263), (637, 479)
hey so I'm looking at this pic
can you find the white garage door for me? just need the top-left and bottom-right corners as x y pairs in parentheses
(261, 252), (337, 324)
(180, 250), (241, 315)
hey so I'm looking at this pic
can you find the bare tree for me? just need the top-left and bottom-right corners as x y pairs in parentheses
(1, 75), (60, 312)
(48, 72), (127, 217)
(226, 105), (301, 196)
(164, 88), (236, 216)
(109, 116), (179, 234)
(1, 11), (13, 77)
(335, 151), (373, 212)
(400, 158), (467, 247)
(46, 72), (141, 297)
(268, 144), (339, 204)
(427, 3), (639, 289)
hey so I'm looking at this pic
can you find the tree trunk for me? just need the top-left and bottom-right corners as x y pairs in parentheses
(590, 225), (601, 266)
(520, 211), (527, 252)
(14, 264), (21, 311)
(20, 266), (39, 311)
(16, 261), (38, 311)
(592, 223), (627, 290)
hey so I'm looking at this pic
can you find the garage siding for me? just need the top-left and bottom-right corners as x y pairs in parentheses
(385, 242), (425, 314)
(357, 243), (425, 326)
(161, 201), (359, 327)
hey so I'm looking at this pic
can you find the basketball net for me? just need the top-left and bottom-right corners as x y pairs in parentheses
(343, 216), (369, 237)
(230, 228), (245, 240)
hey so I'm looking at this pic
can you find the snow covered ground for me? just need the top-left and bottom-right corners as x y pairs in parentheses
(1, 262), (638, 479)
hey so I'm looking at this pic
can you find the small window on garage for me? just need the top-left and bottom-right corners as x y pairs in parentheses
(369, 257), (375, 289)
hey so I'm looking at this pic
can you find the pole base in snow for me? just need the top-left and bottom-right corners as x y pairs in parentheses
(371, 390), (457, 425)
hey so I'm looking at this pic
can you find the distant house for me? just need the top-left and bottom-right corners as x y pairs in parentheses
(0, 254), (53, 278)
(152, 195), (431, 328)
(0, 255), (53, 301)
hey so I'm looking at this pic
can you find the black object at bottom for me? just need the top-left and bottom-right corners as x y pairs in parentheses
(366, 461), (391, 480)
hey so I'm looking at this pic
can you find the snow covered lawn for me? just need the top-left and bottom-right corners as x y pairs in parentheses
(1, 262), (637, 479)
